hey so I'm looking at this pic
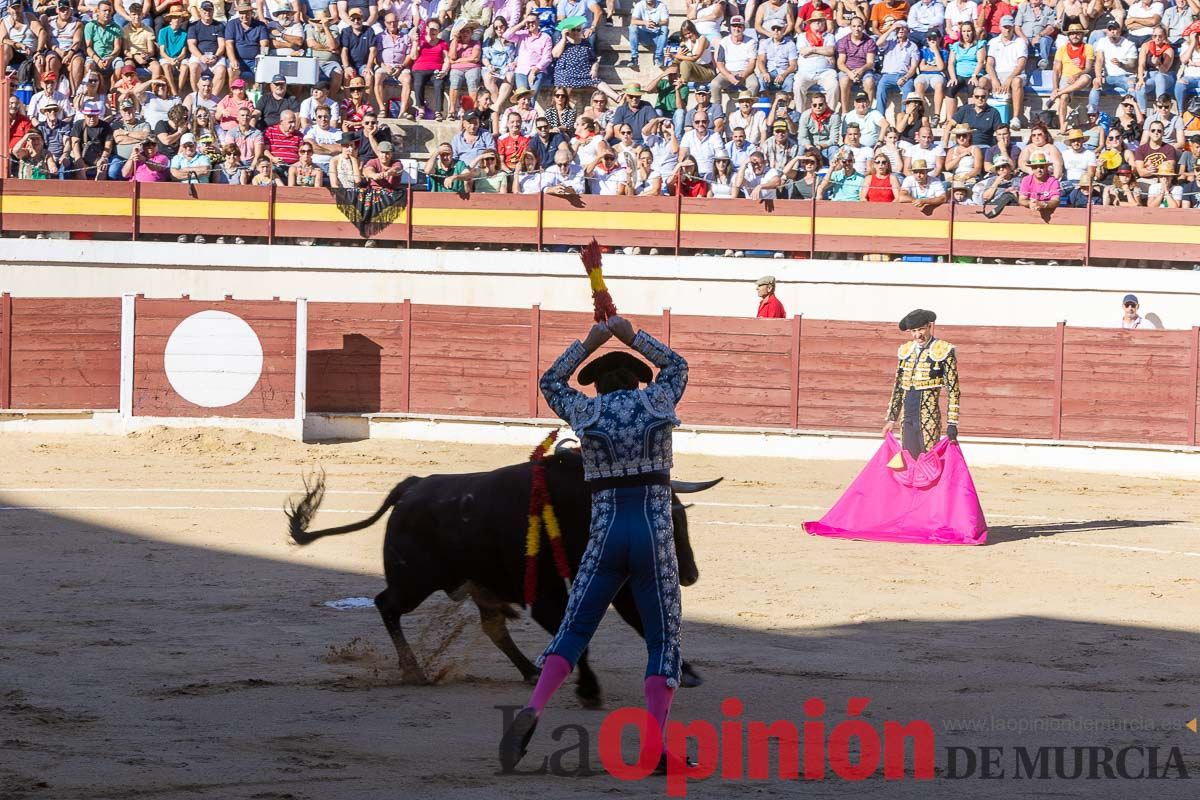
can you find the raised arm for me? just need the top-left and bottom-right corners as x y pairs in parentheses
(608, 315), (688, 404)
(540, 323), (613, 422)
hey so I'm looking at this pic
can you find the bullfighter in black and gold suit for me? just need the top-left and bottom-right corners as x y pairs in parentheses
(883, 309), (960, 458)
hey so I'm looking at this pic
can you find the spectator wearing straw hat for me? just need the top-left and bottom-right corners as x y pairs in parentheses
(611, 83), (659, 144)
(1065, 171), (1101, 206)
(33, 102), (70, 178)
(224, 1), (271, 80)
(898, 157), (947, 206)
(1146, 159), (1184, 205)
(1019, 150), (1060, 211)
(1060, 127), (1097, 193)
(755, 275), (786, 318)
(728, 91), (768, 144)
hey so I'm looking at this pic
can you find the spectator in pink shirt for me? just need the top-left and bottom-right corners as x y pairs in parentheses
(120, 137), (171, 181)
(491, 0), (523, 29)
(506, 12), (553, 98)
(1019, 151), (1061, 213)
(214, 77), (255, 132)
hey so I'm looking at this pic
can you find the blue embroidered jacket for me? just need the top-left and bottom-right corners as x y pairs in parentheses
(540, 331), (688, 481)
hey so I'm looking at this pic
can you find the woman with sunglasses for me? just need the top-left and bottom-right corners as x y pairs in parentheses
(410, 19), (451, 120)
(860, 152), (900, 202)
(72, 71), (109, 120)
(551, 20), (620, 106)
(874, 126), (905, 172)
(482, 17), (517, 110)
(633, 145), (662, 195)
(214, 143), (250, 184)
(709, 152), (736, 197)
(447, 147), (510, 193)
(514, 148), (543, 193)
(944, 121), (983, 181)
(1095, 129), (1134, 183)
(288, 143), (326, 187)
(612, 121), (639, 171)
(781, 146), (821, 199)
(545, 86), (578, 137)
(1112, 92), (1146, 142)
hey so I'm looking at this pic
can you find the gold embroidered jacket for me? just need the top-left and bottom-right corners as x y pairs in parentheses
(886, 338), (960, 425)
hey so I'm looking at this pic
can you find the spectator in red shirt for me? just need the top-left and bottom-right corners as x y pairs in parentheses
(264, 109), (303, 178)
(756, 275), (787, 318)
(496, 111), (530, 171)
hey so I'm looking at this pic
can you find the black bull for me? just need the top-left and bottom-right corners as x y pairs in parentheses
(286, 449), (721, 707)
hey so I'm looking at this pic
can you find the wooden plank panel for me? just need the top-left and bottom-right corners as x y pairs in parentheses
(307, 301), (407, 413)
(7, 298), (122, 410)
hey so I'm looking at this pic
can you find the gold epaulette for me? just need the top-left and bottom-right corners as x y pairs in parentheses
(928, 340), (954, 362)
(897, 341), (917, 359)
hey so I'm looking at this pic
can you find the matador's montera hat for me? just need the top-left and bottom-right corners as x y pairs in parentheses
(899, 309), (937, 331)
(578, 352), (653, 386)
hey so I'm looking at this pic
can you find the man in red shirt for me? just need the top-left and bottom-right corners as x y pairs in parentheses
(756, 275), (787, 317)
(263, 109), (303, 179)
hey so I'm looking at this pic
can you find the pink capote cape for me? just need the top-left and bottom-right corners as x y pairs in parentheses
(803, 432), (988, 545)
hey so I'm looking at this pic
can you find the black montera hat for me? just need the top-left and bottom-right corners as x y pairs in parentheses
(899, 309), (937, 331)
(578, 352), (653, 386)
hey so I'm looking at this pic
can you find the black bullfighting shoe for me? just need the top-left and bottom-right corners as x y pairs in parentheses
(499, 706), (539, 772)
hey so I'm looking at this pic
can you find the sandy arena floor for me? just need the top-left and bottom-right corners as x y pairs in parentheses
(1, 428), (1198, 799)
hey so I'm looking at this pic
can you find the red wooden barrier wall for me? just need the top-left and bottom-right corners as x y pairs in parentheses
(307, 302), (408, 413)
(2, 296), (120, 409)
(133, 298), (295, 418)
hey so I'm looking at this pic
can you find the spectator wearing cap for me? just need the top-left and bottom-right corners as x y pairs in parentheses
(256, 73), (301, 128)
(756, 19), (798, 99)
(29, 70), (76, 123)
(451, 110), (497, 162)
(1091, 20), (1138, 108)
(108, 96), (151, 178)
(794, 12), (839, 110)
(339, 7), (375, 80)
(182, 70), (219, 115)
(679, 110), (726, 177)
(70, 100), (115, 179)
(224, 1), (270, 80)
(120, 135), (171, 180)
(610, 84), (659, 144)
(978, 0), (1017, 38)
(186, 0), (228, 95)
(1120, 294), (1154, 327)
(795, 90), (840, 159)
(505, 11), (553, 98)
(329, 132), (363, 188)
(755, 275), (786, 318)
(763, 117), (799, 170)
(683, 85), (726, 136)
(945, 76), (1001, 148)
(215, 76), (254, 131)
(628, 0), (670, 70)
(168, 131), (211, 182)
(304, 102), (342, 173)
(978, 154), (1020, 214)
(906, 0), (944, 46)
(110, 63), (144, 110)
(1014, 0), (1056, 71)
(1019, 151), (1060, 211)
(220, 105), (265, 164)
(874, 19), (919, 116)
(156, 8), (190, 96)
(754, 0), (794, 39)
(371, 12), (413, 116)
(711, 15), (760, 110)
(985, 15), (1028, 127)
(299, 82), (340, 133)
(835, 16), (877, 113)
(819, 147), (866, 199)
(263, 108), (303, 177)
(842, 90), (888, 147)
(37, 100), (75, 178)
(1104, 163), (1143, 203)
(45, 2), (85, 95)
(898, 157), (947, 206)
(83, 1), (123, 87)
(1179, 130), (1200, 185)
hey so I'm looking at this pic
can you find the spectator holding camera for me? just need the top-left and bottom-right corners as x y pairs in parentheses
(121, 136), (171, 180)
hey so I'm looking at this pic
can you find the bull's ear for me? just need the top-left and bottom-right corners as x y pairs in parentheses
(670, 477), (723, 494)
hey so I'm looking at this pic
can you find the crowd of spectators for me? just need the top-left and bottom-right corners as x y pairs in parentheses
(4, 0), (1200, 211)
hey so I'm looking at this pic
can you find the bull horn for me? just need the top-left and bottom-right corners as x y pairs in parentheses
(555, 437), (580, 453)
(670, 477), (723, 494)
(672, 502), (693, 512)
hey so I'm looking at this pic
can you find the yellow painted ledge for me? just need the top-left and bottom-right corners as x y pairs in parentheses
(954, 221), (1087, 244)
(138, 198), (269, 219)
(412, 207), (536, 228)
(2, 195), (132, 217)
(1092, 222), (1200, 246)
(542, 209), (675, 231)
(817, 216), (950, 239)
(680, 214), (811, 234)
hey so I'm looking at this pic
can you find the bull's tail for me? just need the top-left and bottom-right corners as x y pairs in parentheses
(286, 470), (419, 546)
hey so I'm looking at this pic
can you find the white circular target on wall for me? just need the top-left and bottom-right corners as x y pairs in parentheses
(164, 310), (264, 408)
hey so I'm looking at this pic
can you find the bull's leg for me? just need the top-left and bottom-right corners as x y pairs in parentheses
(612, 584), (704, 688)
(528, 598), (603, 709)
(463, 582), (540, 682)
(374, 589), (430, 685)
